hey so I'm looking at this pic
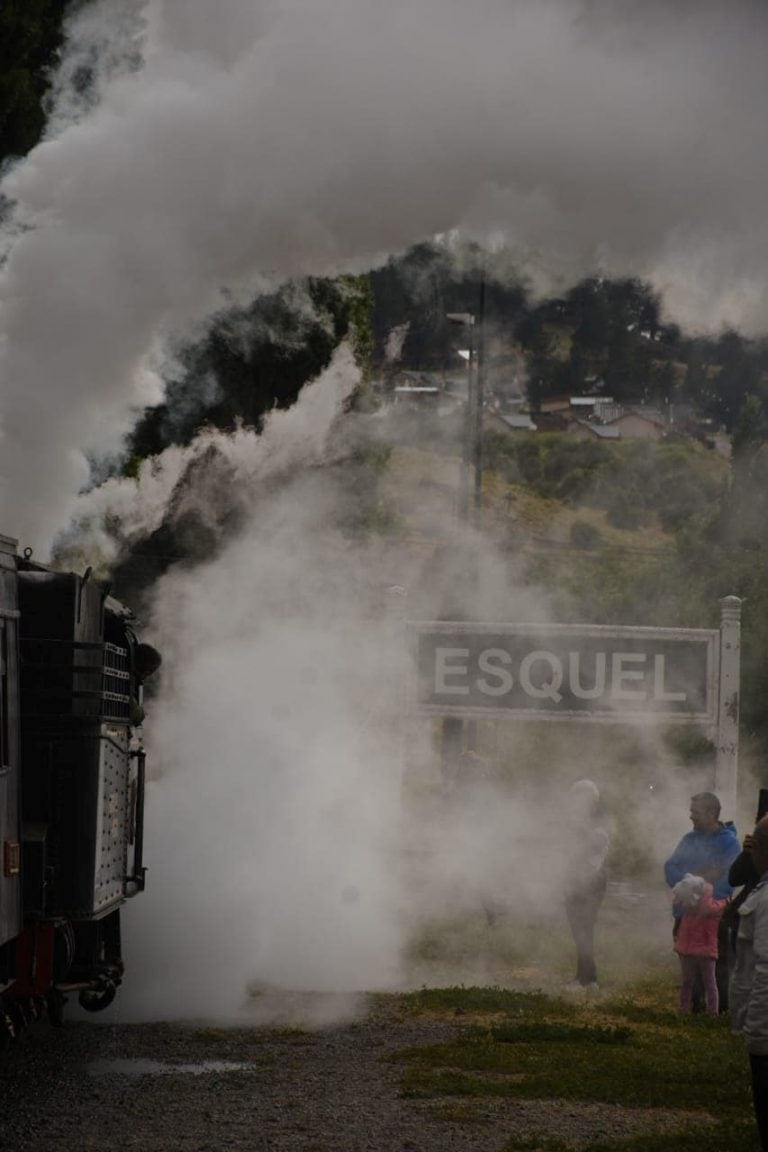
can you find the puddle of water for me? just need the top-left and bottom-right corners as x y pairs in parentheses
(89, 1059), (254, 1078)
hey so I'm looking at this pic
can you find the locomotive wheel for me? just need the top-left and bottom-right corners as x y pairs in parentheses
(78, 982), (117, 1013)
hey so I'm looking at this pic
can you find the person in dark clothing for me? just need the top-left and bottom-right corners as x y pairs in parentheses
(730, 822), (768, 1152)
(725, 815), (768, 951)
(563, 779), (610, 992)
(729, 815), (768, 896)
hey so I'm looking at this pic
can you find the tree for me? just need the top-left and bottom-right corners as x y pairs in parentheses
(0, 1), (69, 164)
(707, 331), (762, 431)
(731, 394), (768, 462)
(126, 278), (360, 459)
(647, 359), (677, 408)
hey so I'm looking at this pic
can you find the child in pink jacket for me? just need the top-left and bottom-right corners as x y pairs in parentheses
(672, 873), (728, 1015)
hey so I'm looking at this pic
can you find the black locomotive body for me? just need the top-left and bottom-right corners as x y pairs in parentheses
(0, 534), (156, 1034)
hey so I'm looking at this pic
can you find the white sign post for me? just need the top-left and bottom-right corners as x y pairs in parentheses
(411, 603), (742, 803)
(715, 596), (742, 817)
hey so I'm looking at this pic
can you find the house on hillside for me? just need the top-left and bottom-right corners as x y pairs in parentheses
(532, 410), (570, 432)
(569, 396), (621, 423)
(536, 395), (572, 415)
(569, 420), (620, 441)
(485, 409), (537, 434)
(604, 408), (667, 440)
(513, 392), (676, 441)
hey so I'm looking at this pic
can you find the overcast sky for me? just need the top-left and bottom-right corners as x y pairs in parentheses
(1, 0), (768, 550)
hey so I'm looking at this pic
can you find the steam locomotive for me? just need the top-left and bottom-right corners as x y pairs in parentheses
(0, 534), (159, 1038)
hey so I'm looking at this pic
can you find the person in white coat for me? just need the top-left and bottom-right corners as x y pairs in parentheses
(730, 821), (768, 1151)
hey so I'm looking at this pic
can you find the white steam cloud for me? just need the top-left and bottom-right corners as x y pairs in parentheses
(79, 347), (710, 1021)
(2, 0), (768, 549)
(0, 1), (762, 1017)
(91, 345), (411, 1017)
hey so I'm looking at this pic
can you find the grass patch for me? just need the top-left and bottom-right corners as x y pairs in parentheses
(390, 979), (755, 1150)
(428, 1100), (496, 1125)
(399, 985), (573, 1018)
(490, 1021), (632, 1045)
(502, 1118), (760, 1152)
(398, 1022), (746, 1110)
(596, 995), (682, 1028)
(403, 897), (675, 993)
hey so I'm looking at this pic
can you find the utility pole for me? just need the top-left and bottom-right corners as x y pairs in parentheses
(442, 273), (486, 763)
(473, 274), (486, 521)
(446, 311), (475, 523)
(447, 274), (485, 524)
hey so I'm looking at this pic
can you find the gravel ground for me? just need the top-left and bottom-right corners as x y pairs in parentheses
(0, 996), (709, 1152)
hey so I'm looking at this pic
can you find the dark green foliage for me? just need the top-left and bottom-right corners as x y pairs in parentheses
(569, 519), (601, 549)
(369, 241), (528, 375)
(490, 1021), (632, 1045)
(326, 439), (395, 539)
(488, 423), (768, 755)
(392, 980), (753, 1152)
(605, 488), (644, 530)
(483, 433), (609, 501)
(0, 0), (68, 164)
(484, 434), (721, 531)
(401, 985), (564, 1017)
(731, 394), (768, 463)
(398, 1019), (748, 1111)
(514, 277), (671, 408)
(503, 1123), (759, 1152)
(127, 277), (363, 459)
(707, 330), (763, 431)
(341, 274), (375, 390)
(371, 247), (768, 440)
(680, 332), (768, 435)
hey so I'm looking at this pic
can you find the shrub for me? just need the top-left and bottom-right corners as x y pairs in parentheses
(570, 519), (601, 549)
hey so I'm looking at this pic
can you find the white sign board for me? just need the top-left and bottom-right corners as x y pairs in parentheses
(411, 621), (718, 724)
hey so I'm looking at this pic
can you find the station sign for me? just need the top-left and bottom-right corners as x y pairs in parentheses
(410, 621), (718, 723)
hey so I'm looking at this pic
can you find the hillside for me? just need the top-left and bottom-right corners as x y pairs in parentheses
(373, 430), (768, 783)
(378, 434), (727, 628)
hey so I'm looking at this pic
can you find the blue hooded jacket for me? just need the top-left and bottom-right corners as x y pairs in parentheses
(664, 821), (741, 910)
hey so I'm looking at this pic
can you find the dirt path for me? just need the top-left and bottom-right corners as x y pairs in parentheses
(0, 999), (698, 1152)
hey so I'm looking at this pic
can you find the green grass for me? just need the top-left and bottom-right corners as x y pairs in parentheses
(398, 985), (573, 1017)
(489, 1021), (633, 1045)
(402, 896), (675, 993)
(501, 1129), (759, 1152)
(387, 980), (756, 1152)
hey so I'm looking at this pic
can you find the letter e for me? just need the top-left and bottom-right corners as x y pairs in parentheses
(434, 647), (471, 695)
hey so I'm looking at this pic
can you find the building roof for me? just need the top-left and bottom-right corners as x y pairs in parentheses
(605, 408), (667, 428)
(572, 419), (621, 439)
(490, 412), (538, 431)
(538, 395), (573, 412)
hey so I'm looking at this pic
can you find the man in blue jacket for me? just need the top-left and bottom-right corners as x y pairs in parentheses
(665, 792), (740, 1011)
